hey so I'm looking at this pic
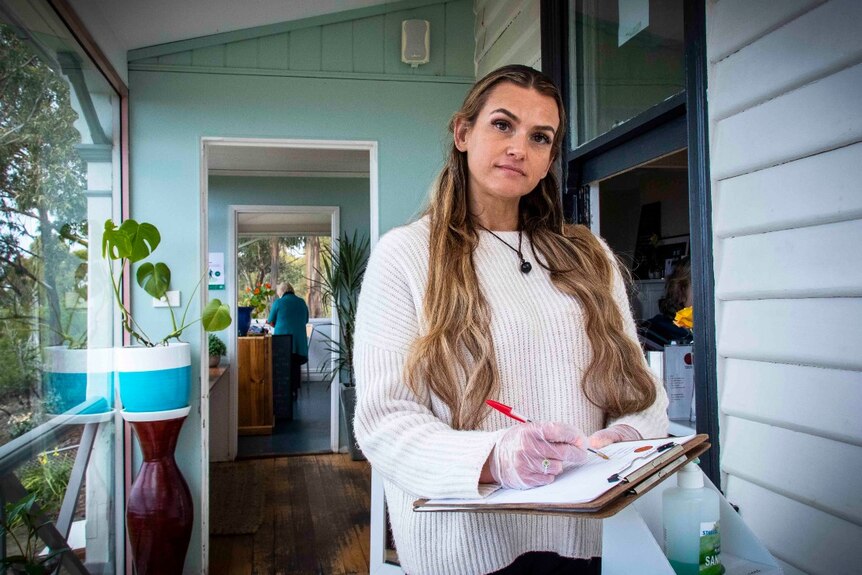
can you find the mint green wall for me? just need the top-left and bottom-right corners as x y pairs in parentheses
(128, 66), (469, 574)
(207, 176), (370, 257)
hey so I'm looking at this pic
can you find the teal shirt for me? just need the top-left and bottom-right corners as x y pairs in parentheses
(267, 293), (309, 356)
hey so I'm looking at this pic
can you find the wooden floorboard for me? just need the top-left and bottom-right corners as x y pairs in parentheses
(210, 454), (371, 575)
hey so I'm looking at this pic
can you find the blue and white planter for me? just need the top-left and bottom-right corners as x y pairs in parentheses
(43, 346), (113, 416)
(115, 342), (191, 413)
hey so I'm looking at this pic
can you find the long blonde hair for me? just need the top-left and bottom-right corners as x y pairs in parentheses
(404, 65), (656, 430)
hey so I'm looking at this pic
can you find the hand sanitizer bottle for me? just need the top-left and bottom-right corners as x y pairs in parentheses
(663, 461), (724, 575)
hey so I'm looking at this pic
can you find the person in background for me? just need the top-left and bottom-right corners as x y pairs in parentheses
(353, 65), (668, 575)
(638, 257), (693, 350)
(267, 282), (309, 399)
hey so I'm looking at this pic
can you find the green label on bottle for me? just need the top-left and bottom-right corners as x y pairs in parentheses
(699, 521), (724, 574)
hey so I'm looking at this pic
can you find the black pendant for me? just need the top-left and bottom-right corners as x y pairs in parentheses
(520, 261), (532, 274)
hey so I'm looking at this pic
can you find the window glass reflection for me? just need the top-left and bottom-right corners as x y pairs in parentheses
(569, 0), (684, 148)
(1, 0), (118, 569)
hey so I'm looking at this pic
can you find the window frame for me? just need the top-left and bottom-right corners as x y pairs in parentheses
(541, 0), (720, 485)
(46, 0), (131, 570)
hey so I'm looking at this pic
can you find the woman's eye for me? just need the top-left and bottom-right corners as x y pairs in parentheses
(532, 133), (551, 145)
(492, 120), (510, 131)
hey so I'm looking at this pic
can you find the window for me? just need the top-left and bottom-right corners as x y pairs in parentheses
(237, 235), (331, 320)
(1, 0), (123, 569)
(569, 0), (684, 148)
(543, 0), (718, 483)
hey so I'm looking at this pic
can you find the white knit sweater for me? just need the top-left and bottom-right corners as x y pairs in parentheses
(354, 217), (669, 575)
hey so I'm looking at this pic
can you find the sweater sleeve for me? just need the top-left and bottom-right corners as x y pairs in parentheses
(353, 228), (503, 499)
(267, 299), (278, 325)
(604, 247), (670, 439)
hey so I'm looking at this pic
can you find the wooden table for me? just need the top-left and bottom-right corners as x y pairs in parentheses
(237, 336), (273, 435)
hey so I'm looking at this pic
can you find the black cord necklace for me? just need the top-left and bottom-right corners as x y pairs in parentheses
(476, 223), (532, 274)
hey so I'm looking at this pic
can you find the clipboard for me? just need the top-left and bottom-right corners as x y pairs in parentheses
(413, 434), (710, 519)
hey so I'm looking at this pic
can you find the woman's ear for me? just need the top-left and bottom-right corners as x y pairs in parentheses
(453, 117), (470, 152)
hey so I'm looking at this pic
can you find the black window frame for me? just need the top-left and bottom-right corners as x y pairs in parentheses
(541, 0), (720, 486)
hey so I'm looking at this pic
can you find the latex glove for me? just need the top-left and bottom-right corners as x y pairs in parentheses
(489, 422), (589, 490)
(587, 424), (641, 450)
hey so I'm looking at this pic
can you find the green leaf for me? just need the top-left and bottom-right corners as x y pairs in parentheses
(202, 299), (232, 332)
(102, 219), (161, 263)
(102, 219), (130, 260)
(136, 262), (171, 299)
(123, 220), (161, 263)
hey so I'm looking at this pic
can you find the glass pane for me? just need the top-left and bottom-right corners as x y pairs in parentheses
(568, 0), (684, 148)
(1, 0), (118, 570)
(237, 235), (332, 322)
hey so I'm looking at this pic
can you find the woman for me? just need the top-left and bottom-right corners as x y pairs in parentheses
(639, 257), (693, 350)
(354, 65), (668, 575)
(267, 282), (309, 400)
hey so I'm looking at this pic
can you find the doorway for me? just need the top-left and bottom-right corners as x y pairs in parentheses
(199, 137), (378, 572)
(230, 206), (338, 459)
(596, 149), (689, 317)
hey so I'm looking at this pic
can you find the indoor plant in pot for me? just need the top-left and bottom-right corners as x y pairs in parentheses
(313, 231), (369, 461)
(102, 218), (231, 575)
(102, 218), (231, 411)
(208, 334), (226, 367)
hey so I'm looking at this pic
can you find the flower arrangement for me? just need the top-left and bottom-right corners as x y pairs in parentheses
(238, 283), (275, 319)
(673, 306), (693, 330)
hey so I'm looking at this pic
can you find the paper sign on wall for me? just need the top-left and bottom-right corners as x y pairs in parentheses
(208, 252), (224, 290)
(663, 344), (693, 420)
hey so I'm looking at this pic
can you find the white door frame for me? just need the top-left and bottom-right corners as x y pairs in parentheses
(227, 204), (341, 456)
(199, 137), (378, 573)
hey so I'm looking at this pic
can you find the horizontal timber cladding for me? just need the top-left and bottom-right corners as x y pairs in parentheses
(130, 0), (475, 82)
(723, 475), (862, 574)
(708, 0), (862, 572)
(474, 0), (541, 76)
(721, 359), (861, 446)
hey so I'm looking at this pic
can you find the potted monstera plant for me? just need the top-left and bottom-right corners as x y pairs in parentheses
(313, 231), (369, 460)
(102, 219), (231, 412)
(103, 218), (232, 575)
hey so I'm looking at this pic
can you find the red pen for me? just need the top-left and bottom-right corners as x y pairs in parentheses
(485, 399), (532, 423)
(485, 399), (610, 460)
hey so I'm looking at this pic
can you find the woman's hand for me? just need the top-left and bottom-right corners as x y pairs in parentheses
(587, 424), (641, 449)
(487, 422), (589, 490)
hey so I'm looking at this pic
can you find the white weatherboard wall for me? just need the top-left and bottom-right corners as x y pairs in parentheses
(707, 1), (862, 574)
(473, 0), (541, 76)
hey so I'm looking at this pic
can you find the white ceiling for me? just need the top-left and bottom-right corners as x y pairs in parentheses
(208, 145), (370, 178)
(70, 0), (398, 51)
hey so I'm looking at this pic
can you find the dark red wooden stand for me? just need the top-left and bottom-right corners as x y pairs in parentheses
(126, 413), (193, 575)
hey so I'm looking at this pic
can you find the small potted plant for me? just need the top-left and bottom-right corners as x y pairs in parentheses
(208, 334), (226, 368)
(1, 493), (69, 574)
(102, 218), (232, 412)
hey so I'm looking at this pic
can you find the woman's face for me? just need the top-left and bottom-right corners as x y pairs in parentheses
(454, 82), (559, 215)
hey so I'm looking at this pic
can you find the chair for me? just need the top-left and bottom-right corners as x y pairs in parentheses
(271, 334), (294, 420)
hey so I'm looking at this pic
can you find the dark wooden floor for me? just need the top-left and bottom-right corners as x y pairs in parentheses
(210, 454), (372, 575)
